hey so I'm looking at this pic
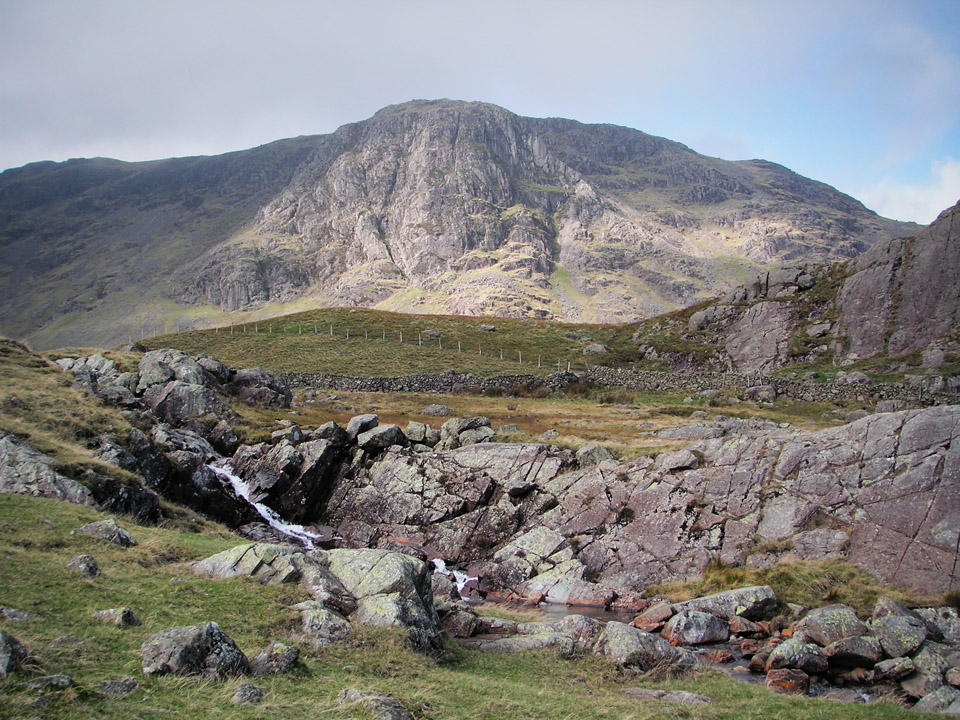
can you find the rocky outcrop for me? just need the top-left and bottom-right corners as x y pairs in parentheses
(140, 621), (249, 678)
(839, 200), (960, 360)
(0, 432), (96, 506)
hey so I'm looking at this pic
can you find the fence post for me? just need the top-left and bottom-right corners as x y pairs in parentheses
(365, 330), (368, 340)
(500, 349), (503, 360)
(400, 331), (403, 343)
(518, 351), (522, 364)
(439, 338), (442, 349)
(299, 325), (302, 335)
(458, 341), (461, 354)
(330, 324), (333, 336)
(255, 323), (258, 333)
(418, 333), (422, 346)
(346, 328), (349, 339)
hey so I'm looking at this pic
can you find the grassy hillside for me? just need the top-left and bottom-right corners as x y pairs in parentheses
(141, 307), (645, 377)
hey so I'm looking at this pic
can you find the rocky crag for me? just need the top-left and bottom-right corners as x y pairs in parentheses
(631, 199), (960, 375)
(0, 100), (916, 349)
(20, 346), (958, 606)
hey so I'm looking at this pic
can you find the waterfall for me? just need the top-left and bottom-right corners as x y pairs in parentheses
(208, 459), (325, 550)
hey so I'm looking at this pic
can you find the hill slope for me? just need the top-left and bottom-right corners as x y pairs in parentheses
(0, 100), (917, 349)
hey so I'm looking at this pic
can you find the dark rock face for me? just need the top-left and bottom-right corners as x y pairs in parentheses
(0, 631), (29, 676)
(140, 621), (249, 678)
(226, 368), (292, 408)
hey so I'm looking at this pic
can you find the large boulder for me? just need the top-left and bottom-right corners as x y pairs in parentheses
(593, 622), (698, 674)
(871, 615), (928, 658)
(137, 349), (208, 392)
(661, 611), (729, 646)
(326, 549), (442, 653)
(674, 586), (777, 621)
(143, 381), (230, 425)
(71, 518), (136, 547)
(292, 601), (352, 647)
(794, 604), (869, 647)
(140, 622), (249, 678)
(765, 637), (829, 674)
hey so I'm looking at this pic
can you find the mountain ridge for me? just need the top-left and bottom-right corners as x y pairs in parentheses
(0, 99), (919, 349)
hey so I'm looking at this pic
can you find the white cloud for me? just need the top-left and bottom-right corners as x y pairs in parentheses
(857, 159), (960, 225)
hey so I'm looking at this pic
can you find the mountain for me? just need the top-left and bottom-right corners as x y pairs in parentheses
(0, 99), (918, 349)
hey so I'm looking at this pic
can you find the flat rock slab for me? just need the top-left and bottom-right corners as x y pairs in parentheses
(624, 688), (713, 704)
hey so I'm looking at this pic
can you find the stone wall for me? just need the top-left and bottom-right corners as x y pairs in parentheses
(283, 367), (958, 406)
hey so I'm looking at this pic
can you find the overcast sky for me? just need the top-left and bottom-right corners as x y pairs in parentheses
(2, 0), (958, 224)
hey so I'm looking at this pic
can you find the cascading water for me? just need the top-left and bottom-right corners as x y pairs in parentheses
(431, 558), (478, 600)
(207, 459), (326, 549)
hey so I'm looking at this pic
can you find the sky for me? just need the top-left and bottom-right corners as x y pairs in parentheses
(1, 0), (959, 224)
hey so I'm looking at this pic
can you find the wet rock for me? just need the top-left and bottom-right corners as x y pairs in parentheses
(338, 688), (415, 720)
(140, 621), (249, 678)
(249, 642), (300, 675)
(728, 615), (765, 637)
(824, 635), (882, 667)
(593, 622), (698, 674)
(208, 420), (240, 455)
(71, 518), (137, 547)
(0, 631), (29, 676)
(765, 637), (828, 674)
(93, 607), (141, 627)
(674, 586), (777, 621)
(232, 683), (263, 705)
(795, 604), (869, 647)
(83, 470), (162, 525)
(97, 677), (138, 696)
(871, 615), (927, 658)
(766, 668), (810, 695)
(67, 554), (101, 579)
(661, 611), (729, 646)
(292, 601), (352, 647)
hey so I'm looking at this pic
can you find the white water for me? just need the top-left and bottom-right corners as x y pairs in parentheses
(432, 558), (477, 599)
(208, 460), (325, 549)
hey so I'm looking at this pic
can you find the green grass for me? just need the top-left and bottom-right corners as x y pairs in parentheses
(141, 307), (645, 377)
(0, 494), (924, 720)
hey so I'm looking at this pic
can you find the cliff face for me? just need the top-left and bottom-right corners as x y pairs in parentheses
(0, 100), (918, 348)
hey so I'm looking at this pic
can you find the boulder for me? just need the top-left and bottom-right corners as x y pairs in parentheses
(914, 686), (960, 714)
(623, 688), (713, 704)
(744, 385), (777, 403)
(874, 656), (916, 681)
(137, 349), (208, 392)
(67, 554), (100, 579)
(474, 632), (576, 657)
(249, 642), (300, 675)
(93, 607), (141, 627)
(901, 671), (944, 698)
(422, 404), (452, 417)
(593, 622), (698, 674)
(292, 601), (352, 647)
(795, 604), (869, 647)
(326, 549), (442, 653)
(231, 683), (263, 705)
(356, 424), (408, 451)
(823, 635), (882, 667)
(0, 631), (28, 676)
(96, 677), (139, 697)
(71, 518), (137, 547)
(674, 586), (777, 621)
(661, 611), (729, 646)
(632, 601), (675, 632)
(516, 614), (605, 651)
(346, 414), (379, 441)
(140, 621), (248, 678)
(337, 689), (415, 720)
(143, 381), (229, 425)
(19, 674), (72, 690)
(226, 368), (292, 408)
(764, 637), (828, 674)
(576, 444), (613, 467)
(872, 615), (928, 659)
